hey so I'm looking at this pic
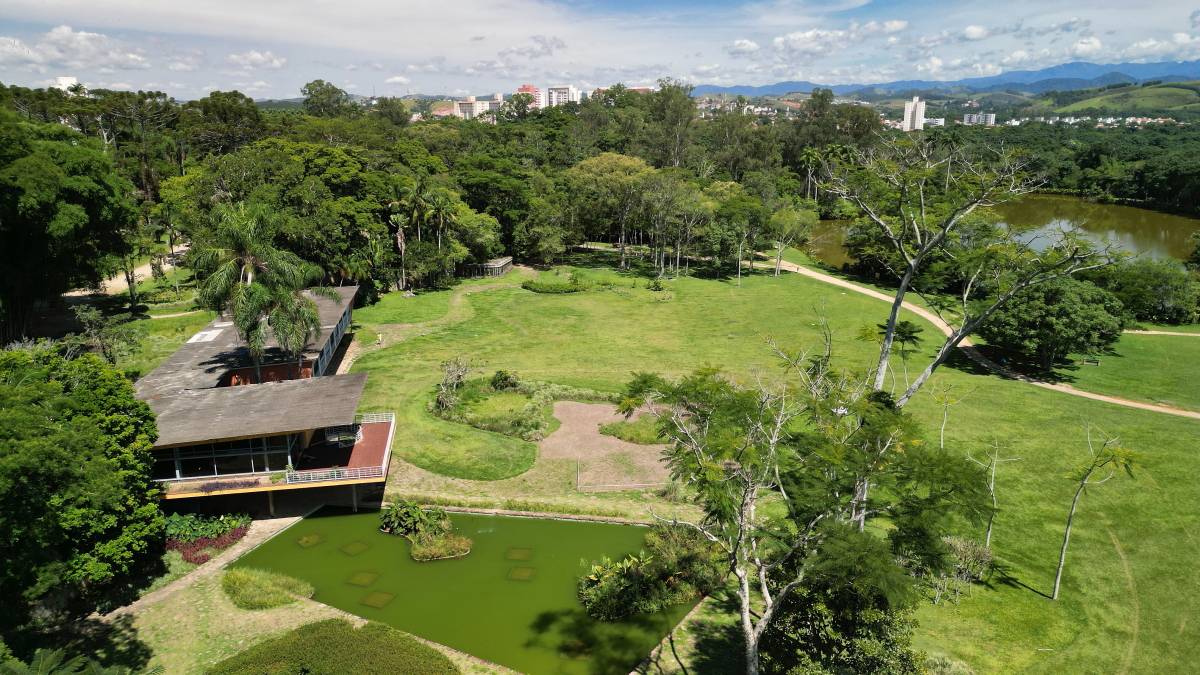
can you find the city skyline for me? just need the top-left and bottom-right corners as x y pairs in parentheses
(1, 1), (1199, 100)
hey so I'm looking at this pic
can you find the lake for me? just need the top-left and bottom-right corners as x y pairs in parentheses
(233, 508), (691, 675)
(807, 194), (1200, 267)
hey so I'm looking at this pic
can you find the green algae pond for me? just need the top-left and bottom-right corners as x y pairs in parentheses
(232, 507), (693, 674)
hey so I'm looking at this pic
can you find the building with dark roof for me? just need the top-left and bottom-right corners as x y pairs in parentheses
(134, 286), (394, 510)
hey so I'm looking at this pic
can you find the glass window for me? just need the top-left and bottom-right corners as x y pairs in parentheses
(214, 453), (253, 475)
(180, 456), (215, 478)
(152, 458), (177, 480)
(266, 452), (290, 471)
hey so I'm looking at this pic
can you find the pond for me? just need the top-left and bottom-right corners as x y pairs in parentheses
(233, 508), (691, 675)
(807, 195), (1200, 267)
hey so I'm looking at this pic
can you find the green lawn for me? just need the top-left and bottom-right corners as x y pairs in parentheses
(347, 257), (1200, 673)
(353, 289), (454, 324)
(1056, 333), (1200, 411)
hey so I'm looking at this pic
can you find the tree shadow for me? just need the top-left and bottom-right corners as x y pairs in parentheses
(985, 559), (1053, 600)
(9, 614), (152, 671)
(527, 605), (682, 675)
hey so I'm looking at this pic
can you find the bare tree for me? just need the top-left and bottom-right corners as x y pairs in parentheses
(967, 441), (1021, 548)
(1053, 425), (1135, 600)
(824, 135), (1117, 407)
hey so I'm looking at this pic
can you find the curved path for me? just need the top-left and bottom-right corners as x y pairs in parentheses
(767, 258), (1200, 421)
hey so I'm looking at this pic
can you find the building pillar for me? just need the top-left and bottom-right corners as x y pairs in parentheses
(267, 491), (275, 517)
(351, 484), (358, 513)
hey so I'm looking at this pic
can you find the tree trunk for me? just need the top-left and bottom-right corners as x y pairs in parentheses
(774, 246), (784, 276)
(1053, 481), (1086, 600)
(874, 266), (916, 391)
(124, 263), (139, 308)
(984, 457), (998, 548)
(736, 241), (744, 286)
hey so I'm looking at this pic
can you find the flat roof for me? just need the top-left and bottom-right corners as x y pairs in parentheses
(135, 286), (362, 447)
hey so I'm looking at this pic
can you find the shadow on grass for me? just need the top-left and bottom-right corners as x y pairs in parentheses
(527, 606), (669, 675)
(8, 614), (152, 671)
(987, 559), (1053, 600)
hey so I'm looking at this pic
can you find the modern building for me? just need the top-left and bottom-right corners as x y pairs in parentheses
(134, 287), (395, 512)
(963, 112), (996, 126)
(924, 117), (946, 127)
(902, 96), (926, 132)
(515, 83), (544, 108)
(544, 85), (580, 107)
(452, 93), (504, 120)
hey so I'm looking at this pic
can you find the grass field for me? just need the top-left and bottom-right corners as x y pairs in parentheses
(1056, 333), (1200, 411)
(347, 254), (1200, 673)
(1057, 82), (1200, 114)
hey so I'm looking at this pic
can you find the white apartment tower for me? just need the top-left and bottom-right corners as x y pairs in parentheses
(545, 85), (580, 107)
(902, 96), (926, 132)
(962, 112), (996, 126)
(453, 93), (504, 121)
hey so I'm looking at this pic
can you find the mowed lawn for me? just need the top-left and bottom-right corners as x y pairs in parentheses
(349, 259), (1200, 673)
(1058, 333), (1200, 411)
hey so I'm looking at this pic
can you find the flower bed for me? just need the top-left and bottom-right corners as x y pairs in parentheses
(165, 512), (252, 564)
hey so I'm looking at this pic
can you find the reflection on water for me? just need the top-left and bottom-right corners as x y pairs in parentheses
(991, 194), (1200, 260)
(806, 195), (1200, 267)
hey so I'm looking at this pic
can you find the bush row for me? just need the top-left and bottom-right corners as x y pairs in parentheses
(165, 512), (251, 542)
(521, 279), (585, 294)
(207, 619), (458, 674)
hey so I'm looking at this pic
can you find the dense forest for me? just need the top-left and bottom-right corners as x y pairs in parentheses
(1, 78), (1198, 340)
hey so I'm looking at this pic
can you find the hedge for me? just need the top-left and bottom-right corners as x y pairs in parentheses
(521, 279), (584, 294)
(207, 619), (458, 674)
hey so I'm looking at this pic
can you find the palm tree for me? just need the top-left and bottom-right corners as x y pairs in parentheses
(190, 202), (321, 381)
(798, 147), (823, 200)
(397, 175), (431, 243)
(424, 189), (458, 253)
(267, 286), (323, 379)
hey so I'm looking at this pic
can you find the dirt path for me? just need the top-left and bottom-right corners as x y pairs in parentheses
(104, 517), (299, 621)
(1124, 329), (1200, 337)
(66, 244), (189, 297)
(766, 259), (1200, 421)
(540, 401), (669, 491)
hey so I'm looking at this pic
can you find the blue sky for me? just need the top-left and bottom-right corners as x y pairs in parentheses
(0, 1), (1198, 99)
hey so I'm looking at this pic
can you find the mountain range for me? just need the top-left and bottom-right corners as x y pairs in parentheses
(691, 60), (1200, 98)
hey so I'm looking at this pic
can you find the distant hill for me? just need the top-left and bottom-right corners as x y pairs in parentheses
(692, 59), (1200, 98)
(1054, 81), (1200, 115)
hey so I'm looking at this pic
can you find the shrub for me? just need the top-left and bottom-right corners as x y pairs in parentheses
(578, 524), (724, 621)
(165, 512), (252, 542)
(490, 369), (520, 390)
(379, 500), (469, 562)
(410, 532), (473, 561)
(222, 567), (315, 610)
(521, 279), (584, 294)
(208, 619), (458, 674)
(647, 277), (665, 292)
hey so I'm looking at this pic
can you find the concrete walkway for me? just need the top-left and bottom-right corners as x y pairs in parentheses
(767, 259), (1200, 421)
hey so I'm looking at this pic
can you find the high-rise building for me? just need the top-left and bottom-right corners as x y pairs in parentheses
(452, 93), (504, 121)
(924, 118), (945, 127)
(902, 96), (925, 132)
(515, 83), (543, 108)
(962, 112), (996, 126)
(545, 85), (580, 107)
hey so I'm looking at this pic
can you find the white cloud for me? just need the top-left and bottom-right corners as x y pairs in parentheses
(774, 29), (853, 56)
(0, 25), (149, 71)
(226, 49), (286, 70)
(916, 56), (944, 75)
(693, 63), (721, 76)
(233, 79), (271, 93)
(167, 53), (201, 71)
(726, 39), (760, 56)
(1070, 36), (1102, 57)
(385, 74), (410, 84)
(963, 25), (989, 41)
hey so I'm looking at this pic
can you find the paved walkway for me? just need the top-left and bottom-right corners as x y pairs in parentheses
(66, 244), (189, 297)
(766, 258), (1200, 421)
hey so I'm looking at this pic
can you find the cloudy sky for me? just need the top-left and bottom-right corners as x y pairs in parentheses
(1, 1), (1199, 99)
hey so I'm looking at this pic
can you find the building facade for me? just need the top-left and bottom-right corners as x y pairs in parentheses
(963, 112), (997, 126)
(134, 287), (395, 511)
(452, 93), (504, 120)
(545, 85), (580, 107)
(902, 96), (926, 132)
(515, 83), (544, 108)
